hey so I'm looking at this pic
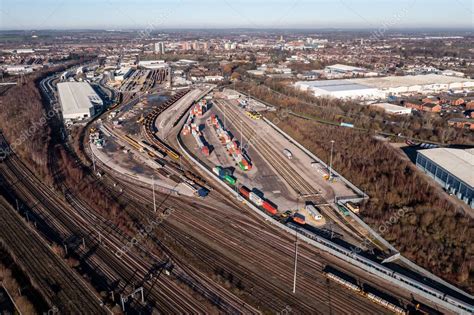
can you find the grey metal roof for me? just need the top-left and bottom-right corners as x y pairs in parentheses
(296, 80), (373, 92)
(57, 82), (102, 117)
(348, 74), (474, 89)
(419, 148), (474, 187)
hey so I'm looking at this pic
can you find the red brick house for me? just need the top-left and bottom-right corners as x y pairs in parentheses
(404, 100), (442, 112)
(448, 118), (474, 130)
(451, 98), (465, 106)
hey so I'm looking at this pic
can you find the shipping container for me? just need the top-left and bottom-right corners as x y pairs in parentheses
(337, 205), (350, 216)
(223, 175), (236, 186)
(262, 201), (278, 215)
(182, 125), (191, 135)
(233, 153), (243, 163)
(212, 166), (222, 176)
(283, 149), (293, 159)
(202, 146), (210, 156)
(242, 159), (252, 170)
(249, 192), (264, 206)
(239, 186), (250, 198)
(293, 213), (306, 225)
(196, 188), (209, 198)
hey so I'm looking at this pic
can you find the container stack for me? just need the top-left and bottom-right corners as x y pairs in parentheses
(182, 124), (191, 136)
(182, 112), (194, 136)
(183, 106), (210, 156)
(191, 129), (210, 156)
(191, 100), (208, 117)
(89, 129), (105, 149)
(211, 114), (252, 171)
(212, 166), (236, 186)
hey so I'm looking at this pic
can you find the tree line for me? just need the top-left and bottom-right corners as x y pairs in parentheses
(247, 86), (473, 293)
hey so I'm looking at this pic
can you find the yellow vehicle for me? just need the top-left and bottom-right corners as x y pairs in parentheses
(245, 111), (262, 120)
(346, 202), (360, 214)
(166, 149), (180, 160)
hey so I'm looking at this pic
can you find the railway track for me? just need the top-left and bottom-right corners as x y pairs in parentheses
(215, 99), (320, 198)
(143, 89), (190, 159)
(215, 100), (372, 243)
(6, 121), (258, 313)
(13, 80), (416, 314)
(0, 196), (108, 314)
(0, 155), (227, 313)
(106, 171), (394, 314)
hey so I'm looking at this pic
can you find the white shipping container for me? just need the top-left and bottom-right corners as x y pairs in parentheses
(306, 204), (323, 220)
(193, 133), (203, 148)
(212, 167), (220, 175)
(249, 192), (264, 206)
(233, 154), (243, 163)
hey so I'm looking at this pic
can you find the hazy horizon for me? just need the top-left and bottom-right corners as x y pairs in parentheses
(0, 0), (472, 30)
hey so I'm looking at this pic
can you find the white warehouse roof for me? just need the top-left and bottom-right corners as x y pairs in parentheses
(295, 74), (474, 100)
(347, 74), (474, 90)
(57, 82), (102, 120)
(325, 64), (366, 72)
(371, 103), (412, 115)
(419, 148), (474, 187)
(294, 80), (381, 99)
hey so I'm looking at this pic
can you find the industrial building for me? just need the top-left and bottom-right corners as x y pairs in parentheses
(294, 80), (382, 100)
(295, 74), (474, 100)
(114, 67), (132, 81)
(138, 60), (167, 69)
(416, 148), (473, 208)
(371, 103), (412, 115)
(324, 64), (366, 75)
(349, 74), (474, 96)
(57, 82), (103, 121)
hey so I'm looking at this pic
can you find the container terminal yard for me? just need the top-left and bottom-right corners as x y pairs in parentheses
(0, 22), (473, 315)
(70, 74), (472, 314)
(0, 60), (471, 313)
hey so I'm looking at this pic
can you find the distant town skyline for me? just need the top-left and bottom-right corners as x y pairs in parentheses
(0, 0), (472, 30)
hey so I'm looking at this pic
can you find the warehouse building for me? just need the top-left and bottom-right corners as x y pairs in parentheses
(57, 82), (103, 121)
(294, 80), (382, 100)
(371, 103), (412, 115)
(324, 64), (366, 75)
(114, 67), (132, 81)
(349, 74), (474, 97)
(138, 60), (167, 69)
(295, 74), (474, 100)
(416, 148), (473, 208)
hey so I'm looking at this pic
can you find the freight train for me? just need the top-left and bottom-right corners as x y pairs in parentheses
(143, 90), (189, 160)
(323, 268), (407, 314)
(289, 224), (473, 315)
(238, 186), (278, 216)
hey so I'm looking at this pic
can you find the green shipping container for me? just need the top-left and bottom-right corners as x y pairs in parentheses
(224, 175), (236, 186)
(337, 205), (350, 216)
(238, 162), (246, 171)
